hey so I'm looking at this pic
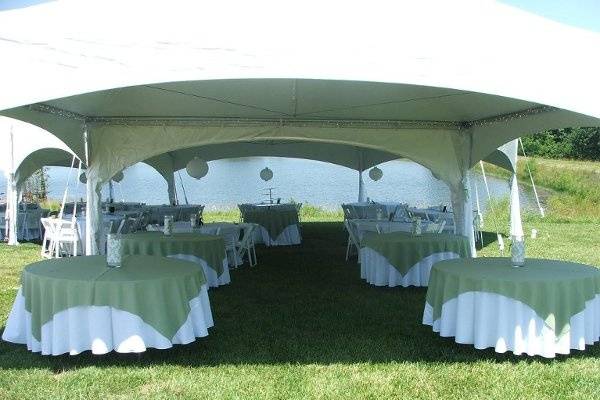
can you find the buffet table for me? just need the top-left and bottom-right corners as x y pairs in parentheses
(243, 206), (301, 246)
(2, 255), (214, 355)
(423, 257), (600, 358)
(360, 232), (470, 287)
(118, 232), (230, 287)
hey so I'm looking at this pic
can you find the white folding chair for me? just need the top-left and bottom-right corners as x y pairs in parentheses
(344, 219), (361, 262)
(236, 224), (257, 267)
(117, 218), (136, 234)
(425, 219), (447, 234)
(53, 219), (83, 257)
(218, 226), (241, 268)
(40, 218), (58, 258)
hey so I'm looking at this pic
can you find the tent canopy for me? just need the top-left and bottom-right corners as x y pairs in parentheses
(1, 0), (600, 254)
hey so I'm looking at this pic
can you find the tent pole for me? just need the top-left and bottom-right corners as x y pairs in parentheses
(7, 126), (18, 245)
(84, 124), (101, 255)
(108, 180), (114, 203)
(166, 171), (177, 205)
(357, 150), (366, 202)
(509, 173), (524, 239)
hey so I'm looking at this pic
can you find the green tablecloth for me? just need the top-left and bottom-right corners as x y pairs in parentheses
(21, 255), (206, 342)
(118, 232), (226, 276)
(243, 208), (299, 240)
(362, 232), (470, 275)
(426, 257), (600, 338)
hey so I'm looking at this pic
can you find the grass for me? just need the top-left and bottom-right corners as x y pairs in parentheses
(1, 219), (600, 399)
(482, 157), (600, 223)
(2, 159), (600, 399)
(203, 204), (344, 224)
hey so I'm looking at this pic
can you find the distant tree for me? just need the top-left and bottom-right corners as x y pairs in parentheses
(521, 127), (600, 161)
(22, 168), (49, 203)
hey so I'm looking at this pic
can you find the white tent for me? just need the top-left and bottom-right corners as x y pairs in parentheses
(1, 0), (599, 255)
(0, 117), (77, 244)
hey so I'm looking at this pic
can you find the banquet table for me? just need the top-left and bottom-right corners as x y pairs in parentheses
(423, 257), (600, 358)
(243, 206), (301, 246)
(63, 213), (125, 254)
(350, 219), (454, 241)
(118, 232), (230, 287)
(360, 232), (470, 287)
(2, 255), (214, 355)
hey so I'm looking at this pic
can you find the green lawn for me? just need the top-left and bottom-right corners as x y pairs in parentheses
(1, 221), (600, 399)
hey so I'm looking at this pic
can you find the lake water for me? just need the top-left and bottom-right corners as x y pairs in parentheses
(0, 158), (532, 212)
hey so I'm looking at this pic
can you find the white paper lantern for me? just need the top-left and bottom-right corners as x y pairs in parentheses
(112, 171), (124, 182)
(369, 167), (383, 181)
(79, 172), (87, 184)
(260, 167), (273, 181)
(186, 157), (209, 179)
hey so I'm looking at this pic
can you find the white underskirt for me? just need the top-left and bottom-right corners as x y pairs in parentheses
(360, 248), (460, 287)
(252, 224), (301, 246)
(2, 286), (214, 356)
(167, 254), (230, 288)
(422, 292), (600, 358)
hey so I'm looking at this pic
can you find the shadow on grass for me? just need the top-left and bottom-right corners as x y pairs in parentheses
(1, 222), (598, 371)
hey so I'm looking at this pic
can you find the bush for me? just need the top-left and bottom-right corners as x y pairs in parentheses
(521, 127), (600, 160)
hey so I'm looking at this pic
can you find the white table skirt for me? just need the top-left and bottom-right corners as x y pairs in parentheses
(422, 292), (600, 358)
(253, 224), (301, 246)
(360, 248), (460, 287)
(2, 286), (214, 356)
(168, 254), (230, 288)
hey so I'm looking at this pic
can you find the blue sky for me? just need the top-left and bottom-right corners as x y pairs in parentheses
(501, 0), (600, 32)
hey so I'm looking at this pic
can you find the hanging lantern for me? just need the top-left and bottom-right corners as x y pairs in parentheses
(79, 172), (87, 184)
(369, 166), (383, 181)
(112, 171), (124, 183)
(260, 167), (273, 182)
(186, 157), (209, 179)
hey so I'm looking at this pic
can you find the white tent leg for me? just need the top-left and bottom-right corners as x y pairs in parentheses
(85, 172), (102, 255)
(7, 173), (18, 245)
(358, 170), (366, 202)
(509, 173), (524, 239)
(166, 172), (177, 205)
(108, 180), (114, 203)
(450, 176), (476, 257)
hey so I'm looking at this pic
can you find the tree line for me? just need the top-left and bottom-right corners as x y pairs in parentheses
(521, 127), (600, 160)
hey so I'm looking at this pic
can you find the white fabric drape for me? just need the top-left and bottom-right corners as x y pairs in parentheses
(423, 292), (600, 358)
(360, 248), (461, 287)
(449, 175), (476, 257)
(253, 224), (301, 246)
(509, 173), (524, 238)
(2, 286), (214, 356)
(167, 254), (230, 288)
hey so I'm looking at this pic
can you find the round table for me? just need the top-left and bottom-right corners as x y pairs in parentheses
(118, 232), (230, 288)
(243, 207), (301, 246)
(423, 257), (600, 358)
(2, 255), (214, 356)
(360, 232), (470, 287)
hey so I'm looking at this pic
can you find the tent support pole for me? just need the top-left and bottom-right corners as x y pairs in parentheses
(450, 175), (476, 257)
(357, 151), (366, 202)
(166, 172), (177, 205)
(108, 180), (114, 203)
(84, 125), (101, 255)
(7, 126), (18, 245)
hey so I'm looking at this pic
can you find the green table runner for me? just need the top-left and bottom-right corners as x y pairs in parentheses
(362, 232), (470, 275)
(243, 209), (299, 240)
(21, 255), (206, 342)
(118, 232), (226, 276)
(426, 257), (600, 338)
